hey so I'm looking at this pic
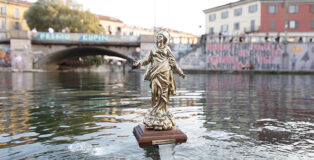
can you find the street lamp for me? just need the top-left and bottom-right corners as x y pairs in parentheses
(284, 0), (288, 43)
(5, 0), (8, 38)
(282, 0), (289, 70)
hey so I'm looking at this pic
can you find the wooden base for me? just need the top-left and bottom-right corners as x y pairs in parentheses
(133, 124), (187, 147)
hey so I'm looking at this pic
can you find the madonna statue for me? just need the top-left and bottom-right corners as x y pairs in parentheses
(133, 31), (185, 131)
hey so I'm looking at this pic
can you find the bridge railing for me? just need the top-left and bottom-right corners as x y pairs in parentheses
(204, 35), (313, 43)
(31, 32), (140, 42)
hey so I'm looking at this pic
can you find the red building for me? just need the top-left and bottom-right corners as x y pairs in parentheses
(261, 0), (314, 33)
(204, 0), (314, 36)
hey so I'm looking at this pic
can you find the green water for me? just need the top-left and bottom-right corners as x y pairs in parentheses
(0, 72), (313, 159)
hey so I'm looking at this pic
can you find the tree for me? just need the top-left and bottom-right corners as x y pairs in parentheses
(83, 56), (103, 66)
(24, 0), (105, 33)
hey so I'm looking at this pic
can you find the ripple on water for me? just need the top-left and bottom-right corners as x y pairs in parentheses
(1, 73), (314, 159)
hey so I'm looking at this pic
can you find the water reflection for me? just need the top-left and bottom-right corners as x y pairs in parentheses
(0, 72), (313, 159)
(141, 144), (175, 160)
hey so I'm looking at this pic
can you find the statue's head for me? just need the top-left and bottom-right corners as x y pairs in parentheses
(156, 31), (170, 47)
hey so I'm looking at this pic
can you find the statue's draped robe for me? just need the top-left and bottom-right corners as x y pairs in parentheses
(139, 46), (184, 130)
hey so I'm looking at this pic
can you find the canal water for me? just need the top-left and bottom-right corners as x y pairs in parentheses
(0, 72), (313, 160)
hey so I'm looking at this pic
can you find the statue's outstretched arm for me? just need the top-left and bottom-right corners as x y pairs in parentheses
(168, 49), (186, 78)
(173, 60), (185, 78)
(134, 50), (152, 66)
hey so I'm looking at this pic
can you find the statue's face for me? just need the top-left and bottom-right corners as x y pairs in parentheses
(157, 34), (165, 44)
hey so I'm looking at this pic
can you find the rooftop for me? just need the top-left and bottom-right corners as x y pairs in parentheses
(98, 15), (123, 23)
(203, 0), (314, 13)
(0, 0), (32, 6)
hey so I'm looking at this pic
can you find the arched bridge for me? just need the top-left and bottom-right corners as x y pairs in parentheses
(0, 31), (154, 70)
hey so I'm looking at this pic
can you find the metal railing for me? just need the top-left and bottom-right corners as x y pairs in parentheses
(204, 35), (313, 43)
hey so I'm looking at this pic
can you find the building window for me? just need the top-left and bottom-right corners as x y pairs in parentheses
(14, 22), (20, 30)
(250, 20), (255, 32)
(312, 20), (314, 28)
(234, 22), (240, 30)
(0, 6), (5, 16)
(221, 24), (228, 32)
(270, 21), (275, 29)
(0, 19), (5, 30)
(288, 5), (298, 13)
(209, 14), (216, 21)
(288, 20), (298, 29)
(249, 4), (258, 13)
(312, 4), (314, 13)
(268, 5), (277, 14)
(108, 26), (112, 34)
(209, 27), (214, 34)
(234, 8), (242, 16)
(14, 8), (19, 18)
(116, 27), (121, 35)
(221, 11), (228, 19)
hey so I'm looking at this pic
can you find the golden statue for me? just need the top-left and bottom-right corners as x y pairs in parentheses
(133, 31), (185, 131)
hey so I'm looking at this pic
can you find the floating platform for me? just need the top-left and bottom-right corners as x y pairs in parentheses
(133, 124), (187, 147)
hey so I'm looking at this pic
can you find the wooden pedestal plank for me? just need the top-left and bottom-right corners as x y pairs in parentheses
(133, 124), (187, 147)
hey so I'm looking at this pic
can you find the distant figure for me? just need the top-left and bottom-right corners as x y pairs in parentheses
(65, 27), (70, 33)
(222, 32), (228, 42)
(239, 33), (245, 43)
(275, 33), (280, 43)
(200, 34), (207, 53)
(48, 27), (54, 33)
(291, 54), (297, 70)
(31, 28), (37, 33)
(218, 32), (222, 42)
(310, 38), (313, 43)
(265, 33), (269, 42)
(229, 36), (234, 43)
(239, 36), (243, 43)
(298, 37), (303, 43)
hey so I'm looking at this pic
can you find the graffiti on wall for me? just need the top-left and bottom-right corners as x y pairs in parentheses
(288, 44), (314, 70)
(179, 47), (206, 69)
(0, 46), (11, 67)
(180, 43), (284, 70)
(206, 43), (283, 70)
(171, 44), (194, 59)
(179, 42), (314, 71)
(11, 43), (32, 70)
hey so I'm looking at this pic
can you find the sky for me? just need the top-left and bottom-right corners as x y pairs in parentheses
(29, 0), (238, 35)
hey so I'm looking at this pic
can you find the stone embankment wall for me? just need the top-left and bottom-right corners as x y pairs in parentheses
(179, 43), (314, 71)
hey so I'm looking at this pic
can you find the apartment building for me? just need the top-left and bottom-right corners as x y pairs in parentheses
(203, 0), (314, 35)
(0, 0), (31, 32)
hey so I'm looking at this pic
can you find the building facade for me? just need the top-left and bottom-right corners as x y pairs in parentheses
(204, 0), (314, 36)
(0, 0), (31, 33)
(98, 15), (124, 35)
(98, 15), (198, 44)
(261, 0), (314, 33)
(122, 25), (154, 36)
(155, 27), (198, 44)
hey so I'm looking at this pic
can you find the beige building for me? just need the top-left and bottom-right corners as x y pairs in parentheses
(98, 15), (124, 35)
(203, 0), (261, 35)
(122, 25), (153, 36)
(98, 15), (154, 36)
(155, 27), (198, 44)
(0, 0), (31, 32)
(98, 15), (198, 44)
